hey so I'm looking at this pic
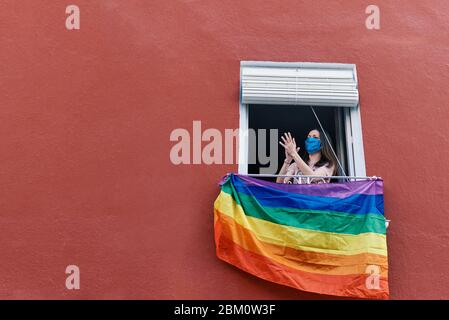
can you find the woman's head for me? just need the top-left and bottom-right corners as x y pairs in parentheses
(303, 129), (337, 174)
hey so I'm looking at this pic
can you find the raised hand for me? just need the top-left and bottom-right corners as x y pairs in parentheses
(279, 132), (300, 159)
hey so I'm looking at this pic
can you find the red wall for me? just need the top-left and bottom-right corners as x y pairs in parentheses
(1, 0), (449, 299)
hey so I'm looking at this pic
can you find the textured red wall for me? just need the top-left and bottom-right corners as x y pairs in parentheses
(1, 0), (449, 299)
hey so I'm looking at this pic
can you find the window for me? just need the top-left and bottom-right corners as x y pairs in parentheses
(238, 61), (366, 180)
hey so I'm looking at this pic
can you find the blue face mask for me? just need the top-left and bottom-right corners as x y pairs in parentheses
(305, 137), (321, 154)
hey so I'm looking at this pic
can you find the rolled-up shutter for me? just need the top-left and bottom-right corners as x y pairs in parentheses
(240, 62), (359, 107)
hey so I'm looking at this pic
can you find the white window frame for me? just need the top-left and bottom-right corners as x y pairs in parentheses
(238, 61), (366, 177)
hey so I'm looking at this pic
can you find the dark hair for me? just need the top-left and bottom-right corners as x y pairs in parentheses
(301, 128), (338, 175)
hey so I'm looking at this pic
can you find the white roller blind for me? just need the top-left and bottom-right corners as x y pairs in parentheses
(240, 62), (359, 107)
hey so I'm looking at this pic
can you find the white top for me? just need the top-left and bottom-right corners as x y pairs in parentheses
(284, 160), (335, 184)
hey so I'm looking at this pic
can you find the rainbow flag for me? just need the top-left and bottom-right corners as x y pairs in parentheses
(213, 173), (389, 299)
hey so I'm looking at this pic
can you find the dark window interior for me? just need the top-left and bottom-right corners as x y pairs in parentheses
(248, 105), (347, 183)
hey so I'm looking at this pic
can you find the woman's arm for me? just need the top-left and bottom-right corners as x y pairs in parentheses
(276, 159), (293, 183)
(290, 151), (315, 176)
(277, 134), (301, 183)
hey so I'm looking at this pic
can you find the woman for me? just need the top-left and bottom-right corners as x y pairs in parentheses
(277, 129), (337, 184)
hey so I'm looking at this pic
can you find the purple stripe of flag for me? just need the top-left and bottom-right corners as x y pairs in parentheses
(219, 173), (383, 198)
